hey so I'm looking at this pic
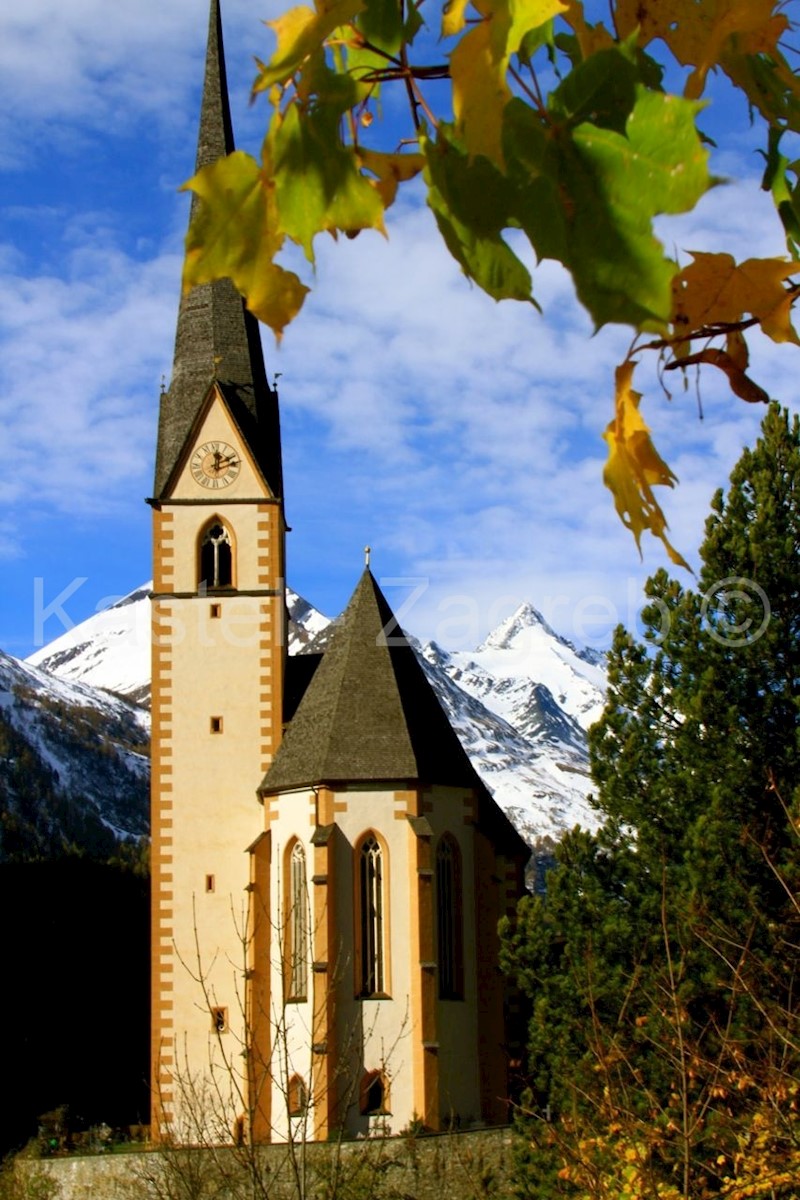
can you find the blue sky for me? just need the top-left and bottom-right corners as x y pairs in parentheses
(1, 0), (799, 659)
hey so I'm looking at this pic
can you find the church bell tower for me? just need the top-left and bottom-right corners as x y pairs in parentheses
(149, 0), (286, 1138)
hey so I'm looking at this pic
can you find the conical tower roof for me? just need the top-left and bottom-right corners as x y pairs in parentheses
(153, 0), (283, 500)
(260, 570), (489, 794)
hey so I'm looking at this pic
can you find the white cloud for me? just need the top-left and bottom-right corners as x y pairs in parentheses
(0, 236), (179, 513)
(3, 3), (799, 653)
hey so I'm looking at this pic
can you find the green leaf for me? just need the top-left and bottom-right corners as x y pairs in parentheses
(502, 87), (711, 329)
(269, 102), (386, 261)
(356, 0), (405, 55)
(517, 16), (555, 65)
(567, 88), (711, 326)
(761, 128), (800, 258)
(549, 44), (639, 134)
(422, 130), (535, 303)
(501, 103), (570, 263)
(182, 151), (309, 337)
(253, 0), (365, 94)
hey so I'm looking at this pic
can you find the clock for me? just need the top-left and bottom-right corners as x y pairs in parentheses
(190, 441), (241, 489)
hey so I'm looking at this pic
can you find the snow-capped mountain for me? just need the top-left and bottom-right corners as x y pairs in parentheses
(26, 585), (607, 844)
(27, 586), (330, 708)
(434, 601), (607, 734)
(0, 648), (149, 859)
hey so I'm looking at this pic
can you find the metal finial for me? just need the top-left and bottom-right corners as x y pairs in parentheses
(364, 545), (371, 568)
(160, 374), (166, 395)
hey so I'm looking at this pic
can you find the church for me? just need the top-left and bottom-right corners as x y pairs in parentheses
(149, 0), (529, 1144)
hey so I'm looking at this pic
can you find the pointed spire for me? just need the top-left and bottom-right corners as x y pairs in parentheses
(196, 0), (235, 171)
(153, 0), (283, 500)
(260, 570), (486, 794)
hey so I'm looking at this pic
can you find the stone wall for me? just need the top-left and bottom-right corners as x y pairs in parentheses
(18, 1126), (518, 1200)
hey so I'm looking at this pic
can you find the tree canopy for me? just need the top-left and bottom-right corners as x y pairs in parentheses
(180, 0), (800, 563)
(500, 404), (800, 1197)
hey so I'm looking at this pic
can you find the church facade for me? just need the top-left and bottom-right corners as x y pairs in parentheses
(149, 0), (529, 1144)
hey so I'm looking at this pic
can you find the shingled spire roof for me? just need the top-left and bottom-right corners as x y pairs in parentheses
(260, 570), (489, 795)
(153, 0), (283, 500)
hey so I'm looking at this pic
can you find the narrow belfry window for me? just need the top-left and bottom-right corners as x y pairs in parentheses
(211, 1006), (227, 1034)
(288, 842), (308, 1001)
(200, 521), (233, 590)
(437, 835), (464, 1000)
(288, 1074), (308, 1117)
(359, 835), (385, 997)
(360, 1070), (388, 1115)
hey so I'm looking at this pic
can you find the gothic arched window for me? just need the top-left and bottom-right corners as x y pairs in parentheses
(199, 520), (233, 590)
(286, 840), (308, 1002)
(288, 1073), (308, 1117)
(358, 834), (386, 998)
(359, 1069), (389, 1116)
(436, 834), (464, 1000)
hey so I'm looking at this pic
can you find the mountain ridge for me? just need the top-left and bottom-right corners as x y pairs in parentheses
(16, 583), (607, 854)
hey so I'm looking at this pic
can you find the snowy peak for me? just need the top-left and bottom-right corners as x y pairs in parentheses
(453, 602), (607, 732)
(23, 584), (609, 846)
(478, 601), (560, 652)
(27, 585), (333, 708)
(27, 585), (152, 705)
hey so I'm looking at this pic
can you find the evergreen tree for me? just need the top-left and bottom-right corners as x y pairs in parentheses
(502, 405), (800, 1198)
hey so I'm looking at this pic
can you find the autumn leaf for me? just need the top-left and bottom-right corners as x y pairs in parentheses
(356, 148), (425, 208)
(268, 102), (386, 261)
(672, 252), (800, 346)
(450, 0), (566, 164)
(423, 128), (535, 302)
(603, 360), (689, 568)
(614, 0), (788, 100)
(182, 151), (309, 338)
(253, 0), (365, 94)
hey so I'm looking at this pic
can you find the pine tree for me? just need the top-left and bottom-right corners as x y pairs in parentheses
(502, 405), (800, 1198)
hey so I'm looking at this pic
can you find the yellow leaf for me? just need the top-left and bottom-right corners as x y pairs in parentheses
(507, 0), (567, 58)
(253, 0), (365, 93)
(603, 361), (690, 569)
(672, 251), (800, 345)
(356, 148), (425, 208)
(442, 0), (473, 39)
(451, 19), (512, 165)
(182, 151), (309, 338)
(450, 0), (565, 164)
(560, 0), (613, 58)
(615, 0), (786, 99)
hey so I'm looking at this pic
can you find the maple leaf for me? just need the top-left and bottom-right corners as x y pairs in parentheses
(268, 103), (386, 262)
(253, 0), (365, 94)
(450, 0), (566, 165)
(672, 252), (800, 345)
(603, 361), (689, 568)
(356, 148), (425, 208)
(182, 151), (309, 338)
(614, 0), (789, 99)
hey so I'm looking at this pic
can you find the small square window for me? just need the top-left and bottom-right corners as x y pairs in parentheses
(210, 716), (223, 734)
(211, 1006), (228, 1034)
(210, 603), (222, 619)
(205, 874), (215, 893)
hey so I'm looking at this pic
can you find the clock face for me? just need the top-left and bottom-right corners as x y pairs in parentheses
(190, 441), (241, 489)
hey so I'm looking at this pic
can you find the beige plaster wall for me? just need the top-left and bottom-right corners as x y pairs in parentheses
(151, 394), (285, 1139)
(260, 783), (487, 1140)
